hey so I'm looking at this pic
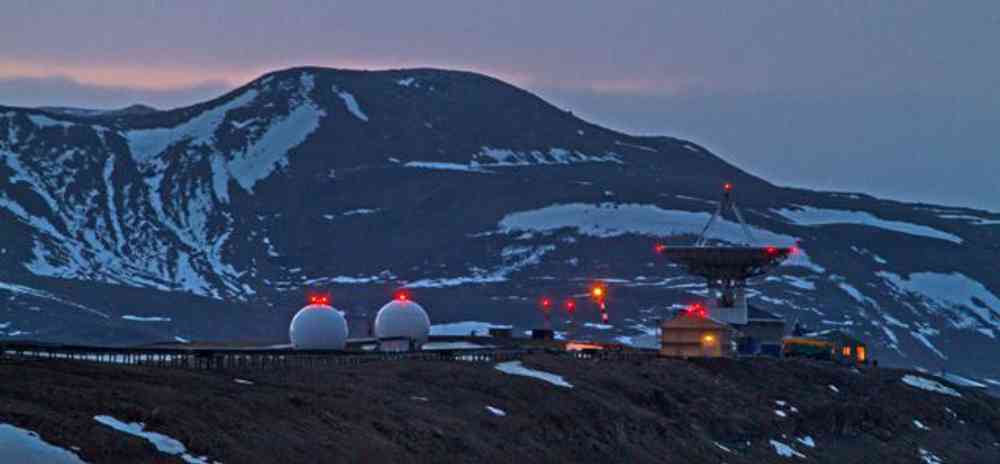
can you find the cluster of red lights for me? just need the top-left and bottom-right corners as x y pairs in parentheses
(686, 303), (709, 319)
(307, 290), (416, 307)
(307, 294), (331, 305)
(538, 283), (608, 319)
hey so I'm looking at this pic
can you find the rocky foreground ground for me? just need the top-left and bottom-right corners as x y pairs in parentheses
(1, 353), (999, 463)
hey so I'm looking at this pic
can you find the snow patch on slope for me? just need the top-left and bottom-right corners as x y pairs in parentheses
(901, 374), (962, 397)
(499, 203), (797, 244)
(878, 271), (1000, 330)
(333, 85), (369, 121)
(774, 205), (963, 244)
(475, 147), (623, 166)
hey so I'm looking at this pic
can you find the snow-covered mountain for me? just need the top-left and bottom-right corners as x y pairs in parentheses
(1, 66), (998, 382)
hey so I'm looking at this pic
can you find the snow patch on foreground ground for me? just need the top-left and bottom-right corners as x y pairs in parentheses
(901, 374), (962, 397)
(0, 423), (87, 463)
(769, 439), (806, 458)
(495, 361), (573, 388)
(94, 416), (217, 464)
(919, 447), (944, 464)
(774, 205), (963, 244)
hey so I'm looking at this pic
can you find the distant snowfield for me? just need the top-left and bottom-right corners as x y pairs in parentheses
(121, 315), (172, 323)
(878, 271), (1000, 329)
(499, 203), (797, 244)
(94, 415), (214, 464)
(0, 423), (87, 464)
(938, 214), (1000, 226)
(403, 161), (494, 173)
(0, 281), (109, 318)
(774, 206), (963, 244)
(497, 203), (827, 273)
(495, 361), (573, 388)
(406, 245), (555, 288)
(422, 341), (493, 350)
(474, 147), (623, 167)
(430, 321), (512, 336)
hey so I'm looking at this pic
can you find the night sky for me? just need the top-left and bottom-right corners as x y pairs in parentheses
(3, 1), (998, 209)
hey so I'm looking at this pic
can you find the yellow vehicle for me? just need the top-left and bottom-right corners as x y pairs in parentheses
(783, 331), (867, 364)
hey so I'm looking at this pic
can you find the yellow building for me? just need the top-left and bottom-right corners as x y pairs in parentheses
(660, 312), (734, 358)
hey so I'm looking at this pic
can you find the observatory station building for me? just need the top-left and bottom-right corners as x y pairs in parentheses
(658, 184), (792, 358)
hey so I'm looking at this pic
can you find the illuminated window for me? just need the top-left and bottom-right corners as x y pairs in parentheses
(842, 346), (852, 357)
(856, 346), (866, 362)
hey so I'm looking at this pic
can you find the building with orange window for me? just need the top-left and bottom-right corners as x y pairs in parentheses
(660, 311), (735, 358)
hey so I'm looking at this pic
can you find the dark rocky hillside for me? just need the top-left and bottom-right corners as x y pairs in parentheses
(1, 355), (998, 463)
(1, 66), (999, 385)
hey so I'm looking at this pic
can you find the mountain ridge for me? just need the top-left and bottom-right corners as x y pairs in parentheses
(1, 66), (998, 386)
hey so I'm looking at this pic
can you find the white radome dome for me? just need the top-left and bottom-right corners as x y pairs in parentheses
(374, 299), (431, 343)
(289, 304), (348, 350)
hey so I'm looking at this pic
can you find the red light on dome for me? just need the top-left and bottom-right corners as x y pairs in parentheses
(307, 293), (331, 306)
(788, 245), (799, 255)
(765, 246), (779, 256)
(395, 291), (409, 301)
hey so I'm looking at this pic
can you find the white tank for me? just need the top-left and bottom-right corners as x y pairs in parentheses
(289, 304), (348, 350)
(374, 299), (431, 343)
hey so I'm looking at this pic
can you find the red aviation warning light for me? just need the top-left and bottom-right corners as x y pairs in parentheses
(308, 293), (331, 305)
(395, 290), (410, 302)
(590, 284), (606, 302)
(765, 246), (779, 256)
(540, 297), (553, 311)
(686, 303), (708, 319)
(723, 182), (733, 192)
(654, 243), (667, 254)
(564, 298), (577, 314)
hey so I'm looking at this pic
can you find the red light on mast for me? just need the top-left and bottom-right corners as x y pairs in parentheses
(654, 243), (667, 254)
(564, 298), (576, 313)
(590, 284), (606, 302)
(723, 183), (733, 192)
(540, 297), (552, 310)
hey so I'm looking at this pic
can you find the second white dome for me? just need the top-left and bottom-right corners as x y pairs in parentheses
(374, 299), (431, 343)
